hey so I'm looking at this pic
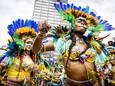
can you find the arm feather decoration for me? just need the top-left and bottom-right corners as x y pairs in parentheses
(90, 37), (102, 54)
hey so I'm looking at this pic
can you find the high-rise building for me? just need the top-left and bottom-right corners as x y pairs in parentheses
(32, 0), (68, 26)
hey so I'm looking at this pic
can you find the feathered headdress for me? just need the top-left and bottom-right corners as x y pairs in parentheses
(7, 19), (39, 49)
(8, 19), (38, 37)
(0, 19), (38, 62)
(54, 2), (115, 32)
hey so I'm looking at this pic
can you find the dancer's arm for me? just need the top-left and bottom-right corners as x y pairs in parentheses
(32, 21), (54, 53)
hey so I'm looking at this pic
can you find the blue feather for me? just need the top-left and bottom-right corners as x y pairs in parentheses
(71, 3), (74, 8)
(74, 6), (77, 10)
(59, 2), (63, 9)
(17, 19), (21, 28)
(60, 2), (65, 11)
(90, 12), (96, 17)
(7, 24), (15, 37)
(110, 27), (114, 30)
(0, 55), (6, 62)
(28, 20), (32, 28)
(56, 4), (60, 11)
(93, 13), (96, 17)
(13, 21), (17, 31)
(105, 25), (113, 31)
(21, 19), (24, 27)
(34, 22), (38, 32)
(25, 19), (28, 26)
(104, 22), (109, 25)
(59, 2), (62, 7)
(85, 6), (89, 13)
(15, 20), (19, 28)
(31, 20), (34, 28)
(82, 8), (86, 12)
(63, 4), (67, 11)
(112, 28), (115, 30)
(8, 31), (13, 37)
(67, 3), (70, 9)
(31, 21), (35, 29)
(18, 19), (21, 27)
(5, 50), (12, 57)
(101, 20), (107, 24)
(97, 16), (101, 20)
(15, 20), (18, 29)
(77, 6), (81, 11)
(8, 42), (16, 49)
(8, 24), (13, 31)
(99, 19), (103, 23)
(54, 3), (58, 10)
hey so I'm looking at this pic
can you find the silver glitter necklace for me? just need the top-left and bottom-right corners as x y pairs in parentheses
(76, 37), (85, 44)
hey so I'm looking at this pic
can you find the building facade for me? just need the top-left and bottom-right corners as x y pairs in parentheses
(32, 0), (68, 26)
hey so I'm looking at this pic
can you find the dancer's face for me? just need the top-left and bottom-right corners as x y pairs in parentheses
(74, 18), (87, 34)
(24, 38), (34, 51)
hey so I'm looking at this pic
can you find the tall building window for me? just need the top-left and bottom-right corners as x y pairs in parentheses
(32, 0), (68, 26)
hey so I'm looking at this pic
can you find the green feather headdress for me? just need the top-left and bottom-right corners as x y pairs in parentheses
(54, 2), (115, 32)
(0, 19), (38, 62)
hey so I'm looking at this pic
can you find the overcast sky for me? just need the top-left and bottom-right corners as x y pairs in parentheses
(0, 0), (115, 46)
(0, 0), (35, 45)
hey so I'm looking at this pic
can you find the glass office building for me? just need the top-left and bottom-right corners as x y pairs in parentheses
(32, 0), (68, 26)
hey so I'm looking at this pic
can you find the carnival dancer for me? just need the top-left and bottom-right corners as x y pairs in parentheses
(33, 21), (68, 86)
(0, 19), (38, 86)
(54, 2), (114, 86)
(33, 2), (115, 86)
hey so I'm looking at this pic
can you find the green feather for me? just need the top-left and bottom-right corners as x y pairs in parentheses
(13, 34), (25, 50)
(43, 60), (51, 70)
(88, 24), (105, 32)
(58, 9), (75, 29)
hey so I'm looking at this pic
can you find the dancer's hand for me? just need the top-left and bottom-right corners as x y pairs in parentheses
(55, 25), (70, 37)
(32, 21), (51, 53)
(39, 20), (51, 34)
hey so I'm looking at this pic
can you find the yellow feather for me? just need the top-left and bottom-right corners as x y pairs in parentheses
(90, 38), (102, 54)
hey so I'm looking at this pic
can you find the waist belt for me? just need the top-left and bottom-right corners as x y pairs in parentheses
(66, 76), (90, 84)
